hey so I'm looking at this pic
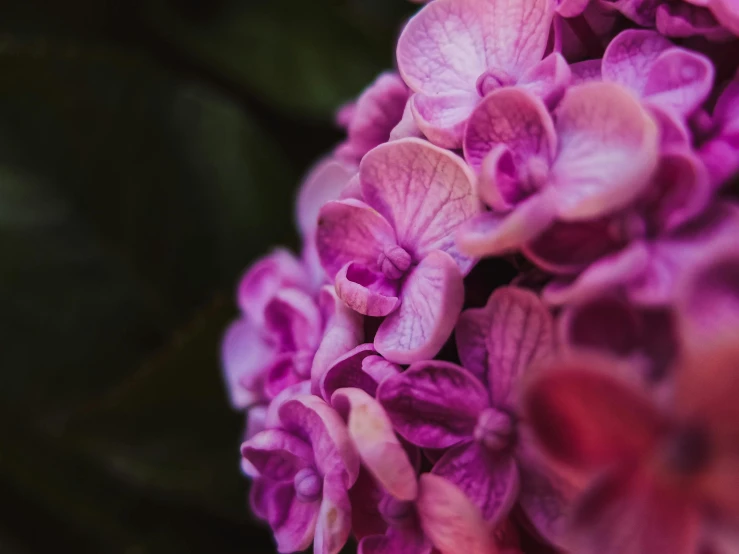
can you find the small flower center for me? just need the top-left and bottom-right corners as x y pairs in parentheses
(379, 494), (413, 526)
(664, 423), (711, 475)
(292, 351), (314, 379)
(377, 245), (412, 280)
(294, 467), (322, 503)
(476, 70), (516, 97)
(474, 407), (515, 452)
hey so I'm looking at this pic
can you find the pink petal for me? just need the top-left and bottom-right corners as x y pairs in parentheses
(464, 87), (556, 179)
(241, 429), (313, 481)
(656, 2), (733, 41)
(484, 287), (555, 407)
(335, 262), (400, 317)
(360, 527), (432, 554)
(523, 357), (666, 473)
(601, 30), (672, 94)
(523, 217), (626, 276)
(570, 59), (603, 85)
(411, 91), (481, 149)
(432, 441), (520, 523)
(569, 467), (700, 554)
(643, 48), (715, 117)
(243, 407), (267, 477)
(314, 475), (353, 554)
(476, 145), (522, 212)
(517, 53), (572, 109)
(456, 191), (558, 257)
(279, 395), (360, 488)
(389, 98), (424, 141)
(455, 307), (493, 386)
(374, 250), (465, 364)
(272, 483), (322, 553)
(377, 361), (490, 449)
(265, 381), (312, 429)
(360, 139), (480, 273)
(397, 0), (554, 93)
(648, 105), (692, 148)
(557, 0), (592, 17)
(297, 159), (357, 239)
(710, 0), (739, 35)
(264, 353), (307, 400)
(417, 473), (498, 554)
(264, 288), (323, 354)
(221, 318), (275, 409)
(321, 344), (401, 401)
(551, 82), (659, 220)
(332, 388), (418, 501)
(311, 286), (365, 390)
(237, 248), (308, 325)
(605, 0), (661, 26)
(316, 199), (397, 279)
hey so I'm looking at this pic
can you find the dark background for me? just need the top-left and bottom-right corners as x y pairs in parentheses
(0, 1), (415, 552)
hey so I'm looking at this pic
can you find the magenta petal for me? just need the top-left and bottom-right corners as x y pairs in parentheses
(455, 307), (493, 386)
(476, 145), (522, 211)
(602, 30), (672, 94)
(416, 473), (497, 554)
(551, 82), (659, 220)
(317, 199), (397, 279)
(264, 353), (305, 400)
(411, 92), (480, 149)
(464, 87), (556, 175)
(350, 468), (388, 540)
(432, 441), (520, 523)
(656, 2), (732, 41)
(279, 395), (360, 488)
(517, 53), (572, 109)
(273, 485), (322, 554)
(335, 262), (400, 317)
(360, 527), (431, 554)
(377, 361), (489, 449)
(221, 319), (275, 408)
(484, 287), (555, 407)
(314, 475), (353, 554)
(321, 344), (380, 402)
(375, 251), (465, 364)
(297, 159), (356, 239)
(570, 59), (603, 85)
(456, 191), (558, 257)
(557, 0), (592, 16)
(332, 388), (418, 501)
(649, 105), (691, 148)
(265, 381), (312, 429)
(516, 462), (573, 548)
(643, 49), (714, 117)
(709, 0), (739, 35)
(241, 429), (313, 481)
(360, 139), (480, 273)
(264, 288), (323, 354)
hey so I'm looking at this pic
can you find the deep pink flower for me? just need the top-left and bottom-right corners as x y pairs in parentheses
(316, 138), (481, 364)
(378, 287), (573, 546)
(243, 395), (360, 554)
(523, 346), (739, 554)
(699, 71), (739, 189)
(396, 0), (565, 148)
(457, 82), (658, 258)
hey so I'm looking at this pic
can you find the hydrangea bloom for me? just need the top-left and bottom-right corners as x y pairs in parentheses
(220, 0), (739, 552)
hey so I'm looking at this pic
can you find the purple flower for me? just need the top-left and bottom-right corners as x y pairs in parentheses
(456, 82), (659, 258)
(316, 138), (481, 364)
(396, 0), (566, 148)
(699, 71), (739, 189)
(377, 287), (573, 546)
(335, 73), (412, 165)
(243, 394), (360, 554)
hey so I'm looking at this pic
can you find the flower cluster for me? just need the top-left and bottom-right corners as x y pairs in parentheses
(221, 0), (739, 552)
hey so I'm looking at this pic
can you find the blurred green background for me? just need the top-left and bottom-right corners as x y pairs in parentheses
(0, 1), (414, 552)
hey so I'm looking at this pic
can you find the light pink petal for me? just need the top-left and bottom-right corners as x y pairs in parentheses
(476, 145), (522, 212)
(432, 442), (520, 523)
(375, 250), (465, 364)
(464, 87), (556, 187)
(570, 59), (603, 86)
(456, 191), (558, 257)
(484, 287), (555, 407)
(360, 138), (481, 272)
(517, 53), (572, 109)
(643, 48), (715, 117)
(241, 429), (313, 481)
(332, 388), (418, 501)
(389, 98), (424, 141)
(279, 395), (360, 488)
(272, 484), (322, 553)
(411, 91), (480, 149)
(297, 159), (357, 239)
(237, 248), (308, 325)
(377, 361), (490, 449)
(314, 475), (353, 554)
(551, 82), (659, 220)
(455, 307), (493, 385)
(557, 0), (592, 17)
(710, 0), (739, 35)
(417, 473), (498, 554)
(316, 199), (397, 279)
(523, 217), (626, 276)
(221, 318), (275, 409)
(523, 358), (666, 472)
(335, 262), (400, 317)
(311, 286), (365, 390)
(601, 30), (672, 94)
(569, 467), (701, 554)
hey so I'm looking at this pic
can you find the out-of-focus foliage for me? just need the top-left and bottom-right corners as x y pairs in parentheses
(0, 0), (412, 552)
